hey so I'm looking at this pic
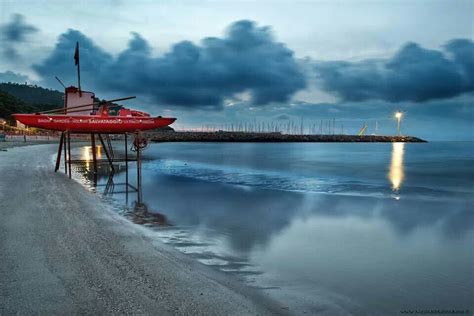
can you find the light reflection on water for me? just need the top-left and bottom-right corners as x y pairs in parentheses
(81, 145), (102, 170)
(71, 142), (474, 315)
(389, 142), (405, 192)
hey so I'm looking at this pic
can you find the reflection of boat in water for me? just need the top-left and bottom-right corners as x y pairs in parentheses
(75, 156), (169, 226)
(125, 202), (169, 226)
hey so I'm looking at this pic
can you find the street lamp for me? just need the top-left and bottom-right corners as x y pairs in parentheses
(395, 111), (403, 136)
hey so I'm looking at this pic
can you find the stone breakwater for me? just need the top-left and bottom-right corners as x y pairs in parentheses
(149, 131), (427, 143)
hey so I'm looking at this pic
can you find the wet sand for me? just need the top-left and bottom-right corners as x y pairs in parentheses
(0, 144), (285, 315)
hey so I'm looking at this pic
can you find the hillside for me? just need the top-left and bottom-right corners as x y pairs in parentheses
(0, 91), (36, 123)
(0, 82), (63, 110)
(0, 82), (65, 122)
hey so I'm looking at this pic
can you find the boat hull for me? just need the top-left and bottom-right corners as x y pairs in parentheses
(13, 114), (176, 133)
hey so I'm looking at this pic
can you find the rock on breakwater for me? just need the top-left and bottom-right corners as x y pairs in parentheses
(149, 131), (427, 143)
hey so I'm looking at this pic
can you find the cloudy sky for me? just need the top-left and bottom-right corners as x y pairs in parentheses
(0, 0), (472, 140)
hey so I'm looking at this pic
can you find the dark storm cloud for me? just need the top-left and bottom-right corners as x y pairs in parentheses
(1, 14), (39, 59)
(34, 20), (306, 110)
(34, 29), (113, 88)
(445, 39), (474, 89)
(0, 71), (30, 83)
(314, 39), (474, 103)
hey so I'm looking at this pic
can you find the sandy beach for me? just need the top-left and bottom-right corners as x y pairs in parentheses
(0, 143), (285, 315)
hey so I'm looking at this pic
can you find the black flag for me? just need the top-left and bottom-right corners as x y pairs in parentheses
(74, 42), (79, 66)
(74, 41), (81, 93)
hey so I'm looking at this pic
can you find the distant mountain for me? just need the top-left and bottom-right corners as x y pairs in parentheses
(0, 82), (63, 110)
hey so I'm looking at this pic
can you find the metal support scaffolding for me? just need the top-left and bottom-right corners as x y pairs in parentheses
(98, 134), (115, 173)
(63, 132), (67, 174)
(52, 132), (143, 208)
(91, 133), (98, 184)
(105, 134), (114, 159)
(67, 131), (72, 178)
(130, 132), (148, 207)
(125, 133), (129, 203)
(136, 139), (142, 205)
(55, 132), (64, 172)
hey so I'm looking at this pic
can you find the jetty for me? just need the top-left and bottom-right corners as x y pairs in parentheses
(149, 131), (426, 143)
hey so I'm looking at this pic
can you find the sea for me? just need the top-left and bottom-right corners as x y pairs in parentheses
(72, 141), (474, 315)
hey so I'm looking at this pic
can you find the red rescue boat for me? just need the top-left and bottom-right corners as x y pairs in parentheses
(13, 87), (176, 133)
(14, 105), (176, 133)
(13, 113), (176, 133)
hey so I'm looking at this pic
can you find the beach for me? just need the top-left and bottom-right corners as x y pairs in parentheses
(0, 143), (285, 315)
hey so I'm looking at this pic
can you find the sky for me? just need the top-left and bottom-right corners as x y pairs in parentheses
(0, 0), (473, 140)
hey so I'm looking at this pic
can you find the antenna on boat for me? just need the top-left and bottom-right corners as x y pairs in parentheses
(74, 41), (82, 96)
(55, 76), (66, 89)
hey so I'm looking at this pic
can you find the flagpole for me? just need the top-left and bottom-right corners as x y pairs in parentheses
(77, 58), (81, 92)
(75, 41), (82, 96)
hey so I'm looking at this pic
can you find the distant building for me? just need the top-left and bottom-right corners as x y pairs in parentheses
(16, 120), (26, 129)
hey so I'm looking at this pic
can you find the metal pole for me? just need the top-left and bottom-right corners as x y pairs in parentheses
(125, 133), (129, 204)
(64, 131), (68, 174)
(76, 42), (81, 94)
(123, 133), (129, 205)
(67, 132), (72, 178)
(136, 134), (142, 205)
(55, 132), (64, 172)
(91, 133), (97, 185)
(397, 118), (401, 136)
(125, 134), (128, 183)
(98, 134), (115, 172)
(106, 134), (114, 159)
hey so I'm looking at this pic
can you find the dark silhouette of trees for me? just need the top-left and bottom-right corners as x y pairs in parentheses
(0, 83), (62, 123)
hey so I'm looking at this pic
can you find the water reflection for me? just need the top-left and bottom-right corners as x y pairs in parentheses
(69, 143), (474, 315)
(81, 145), (103, 170)
(73, 150), (170, 227)
(389, 142), (405, 192)
(124, 201), (170, 226)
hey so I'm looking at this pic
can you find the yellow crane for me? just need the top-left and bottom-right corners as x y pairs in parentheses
(358, 123), (368, 136)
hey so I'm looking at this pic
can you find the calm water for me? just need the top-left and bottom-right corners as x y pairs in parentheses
(73, 142), (473, 315)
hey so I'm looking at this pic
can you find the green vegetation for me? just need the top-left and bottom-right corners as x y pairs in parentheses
(0, 91), (35, 124)
(0, 82), (63, 107)
(0, 83), (63, 123)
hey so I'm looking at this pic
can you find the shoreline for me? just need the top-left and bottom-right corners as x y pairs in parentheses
(0, 135), (61, 151)
(0, 144), (286, 315)
(1, 141), (58, 151)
